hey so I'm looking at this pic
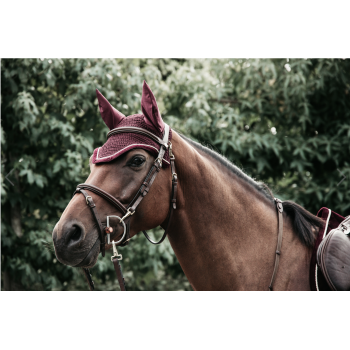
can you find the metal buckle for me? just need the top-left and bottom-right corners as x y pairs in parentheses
(86, 196), (92, 205)
(274, 198), (283, 213)
(154, 157), (162, 167)
(111, 241), (122, 261)
(172, 172), (177, 181)
(119, 208), (135, 224)
(168, 141), (174, 158)
(106, 215), (127, 245)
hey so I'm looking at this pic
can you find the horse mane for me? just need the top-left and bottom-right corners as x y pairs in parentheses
(179, 133), (275, 201)
(179, 133), (324, 247)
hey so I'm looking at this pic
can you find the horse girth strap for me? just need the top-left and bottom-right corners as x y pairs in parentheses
(269, 198), (284, 291)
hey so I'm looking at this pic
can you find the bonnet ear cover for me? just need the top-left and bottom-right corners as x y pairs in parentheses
(92, 82), (172, 166)
(96, 89), (126, 130)
(141, 81), (165, 133)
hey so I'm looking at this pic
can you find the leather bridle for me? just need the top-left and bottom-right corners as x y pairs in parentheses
(70, 123), (284, 291)
(72, 123), (177, 291)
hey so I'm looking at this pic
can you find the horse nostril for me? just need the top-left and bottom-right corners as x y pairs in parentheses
(66, 225), (83, 245)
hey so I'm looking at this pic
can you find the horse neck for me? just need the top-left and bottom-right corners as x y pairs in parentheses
(166, 132), (312, 291)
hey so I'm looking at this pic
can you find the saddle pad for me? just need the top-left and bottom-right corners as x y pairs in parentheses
(309, 207), (345, 291)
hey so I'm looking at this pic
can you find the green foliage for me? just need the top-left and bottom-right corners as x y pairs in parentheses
(2, 58), (350, 290)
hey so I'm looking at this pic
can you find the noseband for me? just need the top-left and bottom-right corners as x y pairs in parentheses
(73, 124), (177, 291)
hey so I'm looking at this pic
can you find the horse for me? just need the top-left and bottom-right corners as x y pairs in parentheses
(52, 81), (324, 291)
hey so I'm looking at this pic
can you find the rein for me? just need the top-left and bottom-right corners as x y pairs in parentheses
(72, 124), (284, 291)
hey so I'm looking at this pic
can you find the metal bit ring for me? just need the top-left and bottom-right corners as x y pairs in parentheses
(106, 215), (127, 245)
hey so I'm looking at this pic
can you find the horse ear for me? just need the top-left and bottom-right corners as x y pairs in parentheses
(96, 89), (125, 130)
(141, 81), (165, 132)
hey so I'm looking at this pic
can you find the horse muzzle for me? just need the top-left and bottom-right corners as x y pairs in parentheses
(52, 220), (100, 267)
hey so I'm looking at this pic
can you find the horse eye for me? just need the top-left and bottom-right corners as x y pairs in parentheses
(129, 156), (145, 167)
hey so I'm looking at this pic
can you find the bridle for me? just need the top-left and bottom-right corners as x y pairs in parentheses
(71, 123), (284, 291)
(73, 123), (177, 291)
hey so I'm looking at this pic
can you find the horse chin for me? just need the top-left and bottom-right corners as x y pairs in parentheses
(74, 239), (100, 268)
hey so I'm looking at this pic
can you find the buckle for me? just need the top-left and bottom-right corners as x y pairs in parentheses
(119, 208), (135, 224)
(168, 141), (174, 158)
(274, 198), (283, 213)
(111, 241), (122, 261)
(106, 215), (127, 245)
(154, 157), (162, 168)
(86, 196), (92, 205)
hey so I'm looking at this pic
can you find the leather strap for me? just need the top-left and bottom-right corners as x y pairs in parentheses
(128, 162), (162, 212)
(142, 152), (177, 244)
(78, 189), (106, 257)
(82, 268), (95, 291)
(142, 206), (174, 244)
(112, 258), (126, 291)
(170, 155), (177, 210)
(75, 184), (127, 215)
(269, 198), (284, 291)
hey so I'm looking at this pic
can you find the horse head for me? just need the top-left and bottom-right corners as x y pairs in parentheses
(52, 81), (173, 268)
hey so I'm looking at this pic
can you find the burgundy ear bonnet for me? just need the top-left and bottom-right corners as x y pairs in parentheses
(92, 81), (172, 166)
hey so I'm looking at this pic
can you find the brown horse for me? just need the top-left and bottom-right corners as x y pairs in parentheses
(52, 84), (324, 291)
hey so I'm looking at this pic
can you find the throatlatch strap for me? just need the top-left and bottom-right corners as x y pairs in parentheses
(269, 198), (284, 291)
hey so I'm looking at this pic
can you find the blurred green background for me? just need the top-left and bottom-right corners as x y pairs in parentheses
(1, 58), (350, 291)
